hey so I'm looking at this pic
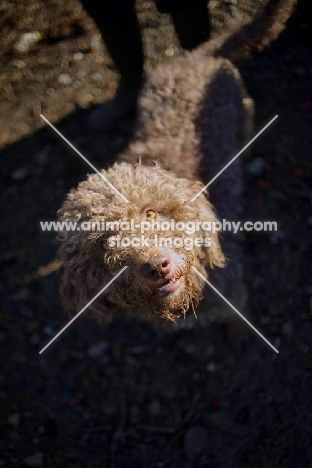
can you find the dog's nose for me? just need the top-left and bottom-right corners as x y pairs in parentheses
(141, 254), (171, 279)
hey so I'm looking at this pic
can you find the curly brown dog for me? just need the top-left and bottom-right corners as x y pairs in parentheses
(58, 0), (296, 330)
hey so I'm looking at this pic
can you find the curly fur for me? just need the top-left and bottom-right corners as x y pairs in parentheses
(58, 0), (296, 328)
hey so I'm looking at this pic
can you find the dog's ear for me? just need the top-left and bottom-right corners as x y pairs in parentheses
(57, 187), (117, 322)
(57, 242), (117, 323)
(182, 181), (226, 270)
(58, 259), (84, 316)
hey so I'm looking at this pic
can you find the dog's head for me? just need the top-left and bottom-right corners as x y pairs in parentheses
(58, 162), (225, 322)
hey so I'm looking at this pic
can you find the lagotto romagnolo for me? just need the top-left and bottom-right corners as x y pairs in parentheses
(58, 0), (296, 334)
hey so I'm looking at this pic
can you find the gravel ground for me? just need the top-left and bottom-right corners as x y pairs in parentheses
(0, 0), (312, 466)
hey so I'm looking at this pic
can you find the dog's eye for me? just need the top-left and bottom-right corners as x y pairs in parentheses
(146, 209), (157, 220)
(101, 240), (107, 250)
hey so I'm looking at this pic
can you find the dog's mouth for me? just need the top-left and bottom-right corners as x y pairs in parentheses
(155, 275), (183, 297)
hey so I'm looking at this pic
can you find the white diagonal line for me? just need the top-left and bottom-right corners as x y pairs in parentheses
(39, 266), (128, 354)
(190, 115), (278, 202)
(191, 266), (279, 353)
(40, 114), (129, 203)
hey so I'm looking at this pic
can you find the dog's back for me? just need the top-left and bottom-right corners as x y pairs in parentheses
(119, 0), (296, 327)
(121, 0), (296, 178)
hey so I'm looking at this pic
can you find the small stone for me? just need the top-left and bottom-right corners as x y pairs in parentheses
(252, 275), (265, 290)
(11, 167), (28, 180)
(37, 425), (45, 434)
(58, 73), (72, 86)
(8, 413), (20, 426)
(95, 55), (105, 64)
(18, 355), (27, 363)
(148, 399), (161, 417)
(165, 47), (175, 57)
(87, 341), (109, 357)
(77, 70), (86, 79)
(35, 146), (51, 163)
(29, 334), (41, 345)
(270, 230), (285, 244)
(90, 34), (102, 51)
(0, 333), (7, 344)
(43, 326), (53, 336)
(205, 344), (215, 356)
(105, 365), (118, 376)
(13, 60), (26, 69)
(27, 320), (40, 333)
(46, 88), (55, 95)
(24, 453), (43, 466)
(78, 93), (94, 108)
(210, 0), (219, 9)
(259, 316), (271, 325)
(269, 189), (286, 200)
(184, 426), (209, 460)
(247, 157), (265, 176)
(282, 322), (293, 336)
(13, 288), (29, 300)
(14, 32), (41, 53)
(301, 344), (310, 354)
(91, 72), (103, 84)
(73, 52), (84, 61)
(274, 337), (281, 349)
(206, 362), (218, 372)
(129, 345), (149, 354)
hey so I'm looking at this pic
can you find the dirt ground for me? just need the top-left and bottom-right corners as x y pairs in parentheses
(1, 0), (312, 466)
